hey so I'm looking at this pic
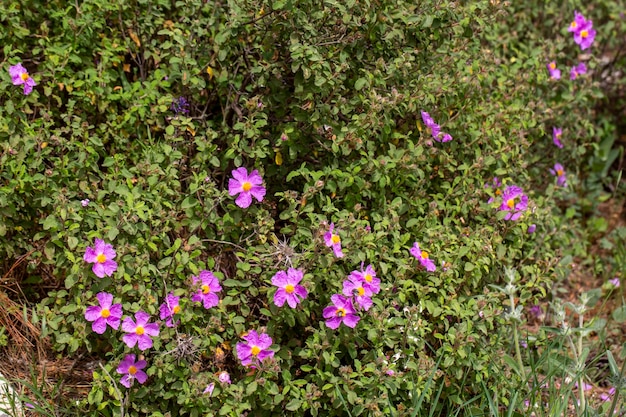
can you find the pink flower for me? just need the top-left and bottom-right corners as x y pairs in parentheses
(609, 277), (620, 288)
(570, 62), (587, 80)
(84, 292), (122, 334)
(342, 275), (373, 311)
(499, 185), (528, 221)
(600, 387), (616, 402)
(218, 371), (231, 384)
(324, 223), (344, 258)
(549, 163), (567, 186)
(323, 294), (360, 329)
(348, 264), (380, 294)
(81, 199), (90, 207)
(236, 330), (274, 367)
(83, 238), (118, 278)
(552, 127), (564, 148)
(203, 383), (215, 396)
(9, 63), (36, 95)
(527, 224), (536, 234)
(191, 270), (222, 309)
(159, 292), (181, 328)
(568, 11), (588, 33)
(547, 61), (561, 80)
(117, 354), (148, 388)
(421, 110), (453, 142)
(573, 20), (596, 50)
(228, 167), (266, 208)
(271, 268), (308, 308)
(410, 242), (436, 272)
(121, 311), (160, 350)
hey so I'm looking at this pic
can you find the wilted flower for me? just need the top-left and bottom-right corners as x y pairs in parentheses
(324, 223), (344, 258)
(117, 354), (148, 388)
(9, 63), (36, 95)
(121, 311), (160, 350)
(159, 292), (181, 327)
(410, 242), (436, 272)
(547, 61), (561, 80)
(228, 167), (266, 208)
(570, 62), (587, 80)
(271, 268), (308, 308)
(421, 110), (452, 142)
(83, 238), (118, 278)
(84, 292), (122, 334)
(218, 371), (231, 384)
(236, 330), (274, 367)
(203, 383), (215, 396)
(191, 270), (222, 309)
(323, 294), (360, 329)
(552, 127), (564, 148)
(499, 186), (528, 221)
(549, 163), (567, 186)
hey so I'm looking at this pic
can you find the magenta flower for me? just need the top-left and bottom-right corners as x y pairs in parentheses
(570, 62), (587, 80)
(499, 185), (528, 221)
(609, 277), (620, 288)
(527, 224), (536, 234)
(218, 371), (231, 384)
(547, 61), (561, 80)
(348, 264), (380, 294)
(324, 223), (344, 258)
(323, 294), (360, 329)
(568, 11), (588, 33)
(9, 63), (36, 95)
(159, 292), (181, 328)
(228, 167), (266, 208)
(552, 127), (564, 148)
(342, 276), (373, 311)
(573, 20), (596, 50)
(600, 387), (616, 402)
(121, 311), (160, 351)
(410, 242), (436, 272)
(116, 354), (148, 388)
(485, 177), (502, 203)
(81, 199), (90, 207)
(83, 238), (118, 278)
(236, 330), (274, 367)
(271, 268), (308, 308)
(549, 163), (567, 186)
(191, 270), (222, 309)
(421, 110), (452, 142)
(84, 292), (122, 334)
(203, 383), (215, 396)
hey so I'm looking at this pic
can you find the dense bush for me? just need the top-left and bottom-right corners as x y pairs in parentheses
(1, 0), (624, 416)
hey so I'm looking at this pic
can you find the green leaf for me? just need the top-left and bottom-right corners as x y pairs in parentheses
(354, 78), (367, 90)
(285, 398), (303, 411)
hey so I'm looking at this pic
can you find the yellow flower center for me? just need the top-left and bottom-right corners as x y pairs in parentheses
(570, 21), (577, 29)
(549, 62), (556, 70)
(557, 169), (564, 176)
(364, 274), (372, 282)
(100, 308), (111, 318)
(20, 72), (29, 81)
(202, 284), (210, 294)
(251, 346), (261, 356)
(581, 30), (588, 38)
(556, 132), (561, 138)
(421, 251), (429, 259)
(336, 308), (346, 317)
(242, 181), (252, 191)
(173, 305), (181, 314)
(331, 235), (340, 244)
(507, 199), (515, 209)
(128, 365), (137, 375)
(135, 326), (145, 335)
(96, 253), (107, 263)
(357, 287), (365, 296)
(285, 284), (295, 294)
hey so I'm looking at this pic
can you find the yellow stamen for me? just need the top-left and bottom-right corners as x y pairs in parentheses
(357, 287), (365, 296)
(331, 235), (340, 244)
(20, 73), (29, 81)
(96, 253), (107, 263)
(285, 284), (295, 294)
(421, 251), (429, 259)
(128, 365), (137, 375)
(202, 284), (211, 294)
(336, 308), (346, 317)
(251, 346), (261, 356)
(581, 30), (588, 38)
(242, 181), (252, 191)
(557, 169), (564, 176)
(135, 326), (145, 335)
(570, 21), (577, 29)
(364, 274), (372, 282)
(173, 305), (181, 314)
(507, 199), (515, 209)
(100, 308), (110, 318)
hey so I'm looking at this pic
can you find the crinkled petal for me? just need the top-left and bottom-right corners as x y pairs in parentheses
(85, 306), (102, 322)
(135, 370), (148, 384)
(134, 311), (151, 326)
(121, 317), (136, 333)
(106, 316), (121, 330)
(273, 289), (287, 307)
(325, 317), (342, 329)
(235, 192), (253, 208)
(143, 322), (160, 337)
(137, 335), (153, 351)
(342, 314), (360, 328)
(96, 292), (113, 309)
(91, 317), (108, 334)
(271, 270), (289, 287)
(84, 247), (98, 263)
(119, 374), (133, 388)
(122, 333), (138, 348)
(231, 167), (249, 182)
(228, 178), (243, 196)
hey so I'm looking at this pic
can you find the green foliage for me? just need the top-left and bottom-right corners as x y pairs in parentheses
(1, 0), (624, 416)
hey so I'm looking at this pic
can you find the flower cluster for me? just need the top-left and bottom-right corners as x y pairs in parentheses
(568, 11), (596, 50)
(421, 110), (453, 142)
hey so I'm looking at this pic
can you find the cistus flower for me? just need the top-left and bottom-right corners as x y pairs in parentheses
(609, 277), (621, 288)
(236, 330), (274, 367)
(499, 185), (528, 221)
(421, 110), (453, 142)
(323, 294), (360, 329)
(121, 311), (160, 350)
(218, 371), (231, 384)
(81, 199), (90, 207)
(324, 223), (344, 258)
(568, 11), (588, 33)
(549, 163), (567, 186)
(547, 61), (561, 80)
(570, 62), (587, 80)
(9, 63), (36, 95)
(83, 238), (118, 278)
(527, 224), (537, 234)
(228, 167), (266, 208)
(191, 270), (222, 309)
(271, 268), (308, 308)
(349, 264), (380, 294)
(552, 127), (564, 148)
(170, 96), (190, 114)
(573, 19), (596, 50)
(342, 275), (373, 311)
(485, 177), (502, 203)
(410, 242), (436, 272)
(84, 292), (122, 334)
(159, 292), (181, 328)
(116, 354), (148, 388)
(203, 383), (215, 396)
